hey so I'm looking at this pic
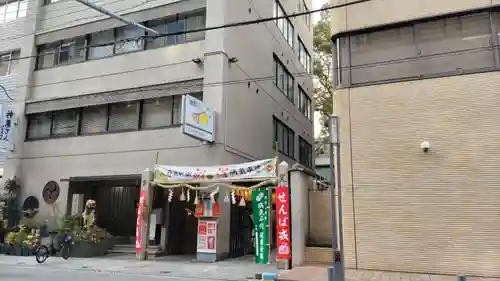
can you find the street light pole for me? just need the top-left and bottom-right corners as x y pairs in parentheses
(327, 116), (345, 281)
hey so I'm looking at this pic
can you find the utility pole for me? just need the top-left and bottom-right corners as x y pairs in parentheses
(328, 115), (345, 281)
(73, 0), (160, 35)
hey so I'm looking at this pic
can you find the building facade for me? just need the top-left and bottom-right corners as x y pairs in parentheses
(0, 0), (314, 254)
(331, 0), (500, 277)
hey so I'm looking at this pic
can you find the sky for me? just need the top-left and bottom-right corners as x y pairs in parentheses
(312, 0), (327, 137)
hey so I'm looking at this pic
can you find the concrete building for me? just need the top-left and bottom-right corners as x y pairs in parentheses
(330, 0), (500, 277)
(0, 0), (314, 257)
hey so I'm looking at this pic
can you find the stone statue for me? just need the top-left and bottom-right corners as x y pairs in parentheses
(82, 199), (96, 230)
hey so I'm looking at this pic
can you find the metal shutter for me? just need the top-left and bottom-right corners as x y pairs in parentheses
(51, 109), (78, 136)
(108, 102), (139, 132)
(141, 96), (173, 129)
(80, 105), (107, 134)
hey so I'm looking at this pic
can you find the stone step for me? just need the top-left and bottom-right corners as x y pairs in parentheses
(109, 244), (160, 255)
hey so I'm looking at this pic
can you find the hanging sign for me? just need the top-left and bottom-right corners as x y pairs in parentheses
(154, 158), (276, 183)
(197, 220), (217, 254)
(181, 94), (215, 143)
(135, 190), (146, 252)
(275, 186), (291, 261)
(252, 188), (269, 264)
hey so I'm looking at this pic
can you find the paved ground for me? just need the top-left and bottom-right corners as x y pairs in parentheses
(278, 265), (500, 281)
(0, 254), (276, 280)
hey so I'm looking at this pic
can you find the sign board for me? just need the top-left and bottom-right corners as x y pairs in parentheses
(275, 186), (291, 261)
(135, 190), (146, 252)
(181, 94), (215, 143)
(197, 220), (217, 254)
(252, 188), (269, 264)
(154, 158), (276, 183)
(0, 104), (14, 154)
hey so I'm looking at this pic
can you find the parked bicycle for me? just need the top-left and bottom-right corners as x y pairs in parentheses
(35, 231), (73, 263)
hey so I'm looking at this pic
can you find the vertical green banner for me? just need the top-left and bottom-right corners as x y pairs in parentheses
(252, 188), (269, 264)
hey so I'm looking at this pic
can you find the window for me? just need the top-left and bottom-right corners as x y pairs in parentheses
(36, 10), (207, 70)
(115, 26), (145, 54)
(273, 116), (295, 158)
(51, 109), (78, 136)
(302, 1), (310, 28)
(80, 105), (107, 135)
(108, 101), (139, 132)
(25, 93), (203, 140)
(299, 136), (312, 167)
(0, 51), (19, 76)
(274, 55), (294, 102)
(26, 112), (52, 140)
(37, 38), (86, 69)
(298, 38), (311, 73)
(89, 30), (115, 59)
(298, 86), (312, 120)
(141, 96), (174, 129)
(337, 11), (496, 86)
(273, 0), (294, 49)
(0, 0), (27, 23)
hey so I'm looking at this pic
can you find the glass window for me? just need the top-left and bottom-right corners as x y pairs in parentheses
(274, 56), (294, 102)
(273, 116), (295, 158)
(0, 54), (11, 76)
(51, 109), (78, 136)
(88, 30), (115, 59)
(108, 101), (139, 132)
(56, 37), (86, 65)
(299, 137), (312, 167)
(26, 112), (52, 140)
(146, 19), (167, 49)
(80, 105), (107, 134)
(274, 1), (294, 49)
(166, 17), (186, 45)
(0, 5), (6, 23)
(37, 43), (58, 69)
(185, 11), (206, 42)
(115, 26), (145, 54)
(18, 0), (27, 18)
(5, 2), (18, 22)
(9, 51), (19, 74)
(141, 96), (173, 129)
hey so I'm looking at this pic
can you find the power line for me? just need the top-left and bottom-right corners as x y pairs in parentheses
(1, 0), (371, 48)
(1, 0), (153, 42)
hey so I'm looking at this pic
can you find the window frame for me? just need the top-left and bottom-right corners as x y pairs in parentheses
(25, 93), (203, 141)
(298, 86), (312, 120)
(35, 9), (207, 70)
(0, 50), (20, 76)
(273, 54), (295, 103)
(274, 0), (295, 49)
(0, 0), (28, 23)
(298, 136), (313, 167)
(272, 116), (295, 158)
(298, 37), (312, 73)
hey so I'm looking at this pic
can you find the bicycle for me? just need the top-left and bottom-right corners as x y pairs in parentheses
(35, 231), (74, 264)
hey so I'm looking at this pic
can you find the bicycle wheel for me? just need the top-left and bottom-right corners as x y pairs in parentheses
(35, 245), (49, 264)
(61, 243), (71, 260)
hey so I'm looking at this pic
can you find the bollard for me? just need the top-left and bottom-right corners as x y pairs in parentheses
(262, 272), (277, 281)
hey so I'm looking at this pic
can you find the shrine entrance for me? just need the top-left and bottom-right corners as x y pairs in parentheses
(135, 158), (286, 264)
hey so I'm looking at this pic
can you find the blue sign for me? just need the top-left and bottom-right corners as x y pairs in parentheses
(181, 94), (215, 143)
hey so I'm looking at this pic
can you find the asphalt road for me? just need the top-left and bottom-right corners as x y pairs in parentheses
(0, 263), (227, 281)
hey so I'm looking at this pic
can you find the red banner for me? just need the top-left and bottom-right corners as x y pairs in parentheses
(275, 186), (291, 260)
(135, 190), (146, 253)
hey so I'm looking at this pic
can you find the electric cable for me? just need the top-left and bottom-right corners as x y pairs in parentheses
(0, 0), (371, 49)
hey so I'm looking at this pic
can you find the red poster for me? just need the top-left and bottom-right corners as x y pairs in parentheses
(194, 203), (204, 217)
(135, 190), (146, 252)
(198, 221), (207, 235)
(275, 186), (291, 260)
(212, 202), (220, 217)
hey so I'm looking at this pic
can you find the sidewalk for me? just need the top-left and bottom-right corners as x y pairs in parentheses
(277, 265), (500, 281)
(0, 254), (277, 280)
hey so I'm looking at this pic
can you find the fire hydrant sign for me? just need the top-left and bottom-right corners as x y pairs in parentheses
(252, 188), (269, 264)
(275, 186), (291, 260)
(135, 190), (146, 252)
